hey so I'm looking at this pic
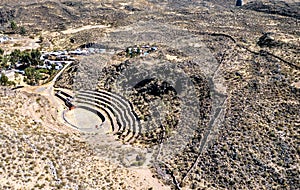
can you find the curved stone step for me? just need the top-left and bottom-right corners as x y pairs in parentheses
(76, 94), (137, 142)
(75, 99), (118, 133)
(76, 94), (126, 133)
(79, 90), (140, 135)
(76, 94), (140, 143)
(94, 89), (135, 112)
(76, 95), (132, 141)
(92, 89), (139, 120)
(84, 89), (141, 138)
(77, 91), (130, 129)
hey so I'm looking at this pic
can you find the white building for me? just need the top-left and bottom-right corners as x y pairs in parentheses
(0, 36), (12, 43)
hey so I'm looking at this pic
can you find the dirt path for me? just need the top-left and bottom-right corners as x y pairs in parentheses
(61, 24), (111, 34)
(19, 61), (75, 132)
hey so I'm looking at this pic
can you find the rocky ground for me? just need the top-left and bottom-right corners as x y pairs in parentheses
(0, 0), (299, 189)
(54, 61), (79, 90)
(0, 87), (167, 189)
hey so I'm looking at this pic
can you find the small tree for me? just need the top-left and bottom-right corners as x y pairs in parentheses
(30, 49), (41, 66)
(25, 67), (35, 79)
(0, 73), (8, 86)
(39, 36), (44, 43)
(0, 55), (9, 69)
(20, 26), (26, 35)
(10, 21), (17, 32)
(25, 67), (41, 85)
(20, 51), (31, 64)
(10, 49), (21, 64)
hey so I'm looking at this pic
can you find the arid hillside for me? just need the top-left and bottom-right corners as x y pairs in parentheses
(0, 87), (167, 189)
(0, 0), (299, 189)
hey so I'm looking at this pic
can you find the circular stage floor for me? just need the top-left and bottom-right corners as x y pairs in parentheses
(64, 107), (105, 132)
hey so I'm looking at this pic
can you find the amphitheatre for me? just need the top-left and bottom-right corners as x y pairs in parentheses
(0, 0), (299, 189)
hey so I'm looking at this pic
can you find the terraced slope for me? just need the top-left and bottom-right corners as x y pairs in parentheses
(74, 89), (140, 142)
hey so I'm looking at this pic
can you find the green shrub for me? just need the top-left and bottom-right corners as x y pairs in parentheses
(20, 26), (26, 35)
(10, 21), (17, 31)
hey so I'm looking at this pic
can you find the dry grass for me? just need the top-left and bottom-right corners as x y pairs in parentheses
(0, 87), (166, 189)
